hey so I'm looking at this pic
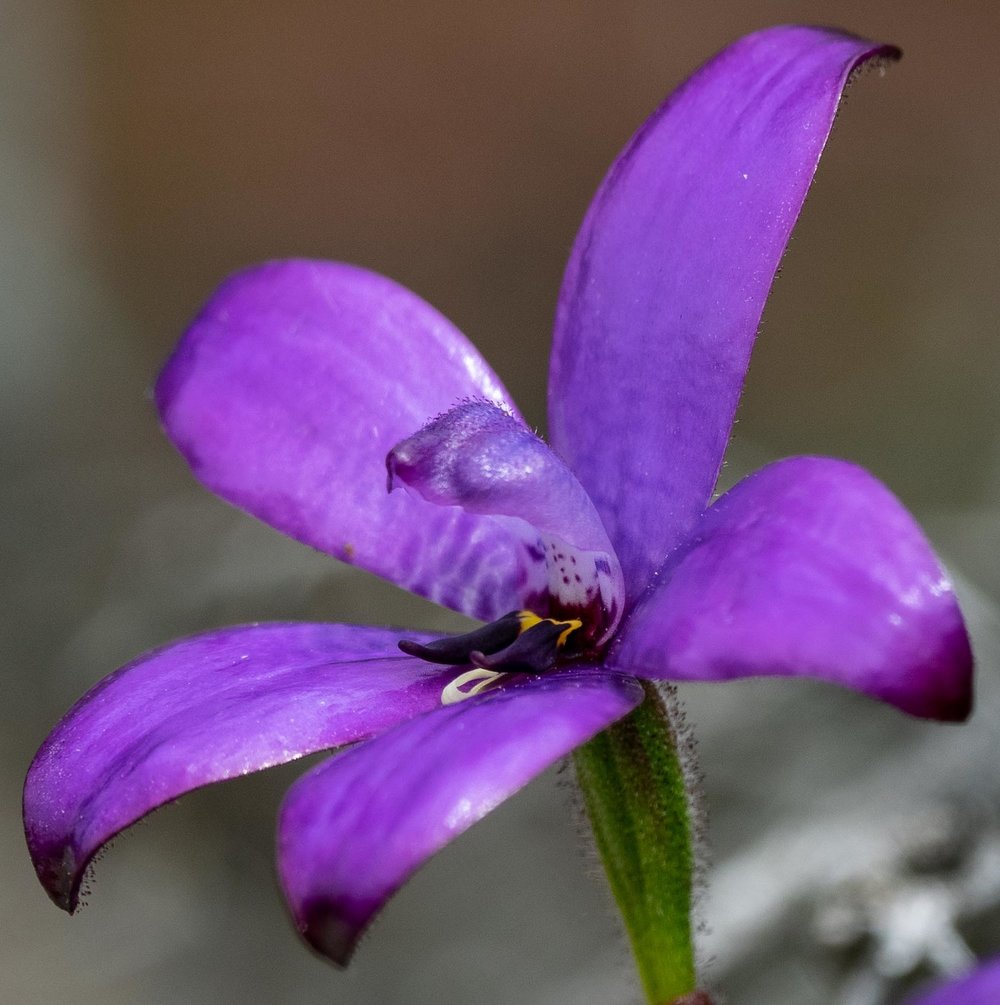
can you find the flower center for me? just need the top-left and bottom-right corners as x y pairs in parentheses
(399, 610), (584, 703)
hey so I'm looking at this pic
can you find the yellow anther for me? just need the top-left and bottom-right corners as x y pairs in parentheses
(515, 610), (582, 650)
(515, 610), (545, 632)
(556, 618), (583, 648)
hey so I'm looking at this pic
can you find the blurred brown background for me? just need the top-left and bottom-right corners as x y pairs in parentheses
(4, 3), (999, 1003)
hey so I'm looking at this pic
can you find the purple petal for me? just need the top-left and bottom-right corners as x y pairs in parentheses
(549, 27), (900, 597)
(157, 260), (543, 621)
(276, 669), (643, 964)
(608, 457), (972, 721)
(388, 401), (624, 642)
(24, 622), (456, 913)
(904, 959), (1000, 1005)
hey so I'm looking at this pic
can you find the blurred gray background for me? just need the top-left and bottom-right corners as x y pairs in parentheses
(3, 2), (999, 1003)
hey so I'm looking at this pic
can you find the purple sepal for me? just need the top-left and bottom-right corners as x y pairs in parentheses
(276, 669), (643, 964)
(23, 622), (455, 913)
(156, 260), (548, 622)
(903, 958), (1000, 1005)
(549, 26), (900, 599)
(609, 458), (972, 721)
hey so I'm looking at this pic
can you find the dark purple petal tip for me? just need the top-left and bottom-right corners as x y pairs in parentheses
(610, 457), (973, 722)
(549, 26), (903, 597)
(276, 670), (643, 964)
(296, 897), (361, 967)
(23, 623), (455, 912)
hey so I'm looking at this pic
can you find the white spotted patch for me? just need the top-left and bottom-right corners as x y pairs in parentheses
(541, 533), (619, 643)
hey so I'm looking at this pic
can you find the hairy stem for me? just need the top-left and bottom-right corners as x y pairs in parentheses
(574, 681), (702, 1004)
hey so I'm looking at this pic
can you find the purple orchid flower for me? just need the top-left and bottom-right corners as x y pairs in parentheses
(904, 958), (1000, 1005)
(24, 25), (972, 969)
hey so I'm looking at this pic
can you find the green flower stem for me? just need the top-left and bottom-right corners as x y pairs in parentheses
(574, 681), (700, 1004)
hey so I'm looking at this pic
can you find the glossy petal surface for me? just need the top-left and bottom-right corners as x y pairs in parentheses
(609, 458), (972, 720)
(157, 260), (543, 621)
(904, 959), (1000, 1005)
(388, 401), (624, 640)
(24, 622), (455, 912)
(549, 26), (899, 597)
(276, 669), (644, 964)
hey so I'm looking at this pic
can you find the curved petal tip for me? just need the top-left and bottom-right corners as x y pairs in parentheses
(22, 623), (456, 913)
(549, 25), (903, 596)
(276, 670), (644, 964)
(611, 457), (974, 722)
